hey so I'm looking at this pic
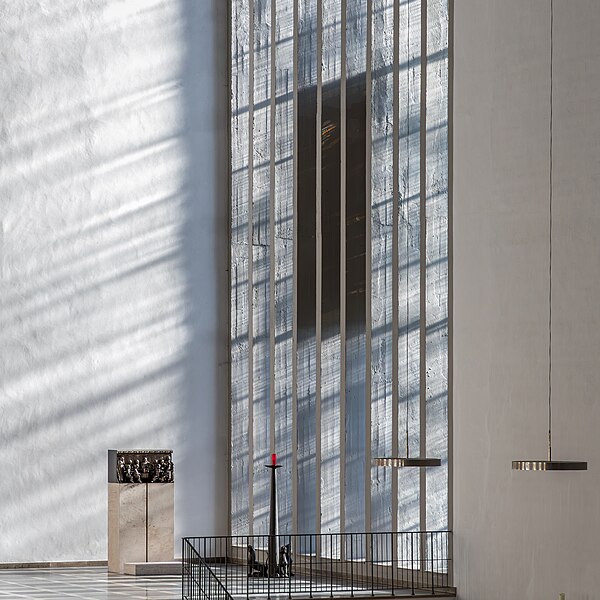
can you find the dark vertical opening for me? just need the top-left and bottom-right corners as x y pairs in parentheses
(297, 85), (317, 336)
(345, 73), (366, 329)
(297, 83), (317, 540)
(321, 79), (341, 340)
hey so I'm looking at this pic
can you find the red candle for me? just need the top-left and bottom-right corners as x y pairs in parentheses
(271, 453), (277, 465)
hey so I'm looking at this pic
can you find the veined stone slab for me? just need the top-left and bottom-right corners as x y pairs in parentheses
(108, 483), (174, 574)
(147, 483), (174, 563)
(108, 483), (146, 574)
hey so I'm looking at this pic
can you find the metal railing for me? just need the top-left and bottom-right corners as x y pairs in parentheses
(182, 532), (453, 599)
(182, 538), (234, 600)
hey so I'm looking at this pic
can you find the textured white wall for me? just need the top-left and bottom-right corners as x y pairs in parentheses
(0, 0), (228, 562)
(454, 0), (600, 597)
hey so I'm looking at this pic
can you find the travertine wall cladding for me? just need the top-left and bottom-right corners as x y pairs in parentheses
(0, 1), (228, 562)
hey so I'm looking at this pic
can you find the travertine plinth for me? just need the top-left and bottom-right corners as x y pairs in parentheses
(124, 561), (181, 576)
(108, 483), (174, 574)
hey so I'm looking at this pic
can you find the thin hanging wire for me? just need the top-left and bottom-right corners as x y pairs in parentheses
(406, 244), (410, 458)
(548, 0), (554, 462)
(405, 1), (411, 460)
(404, 173), (410, 458)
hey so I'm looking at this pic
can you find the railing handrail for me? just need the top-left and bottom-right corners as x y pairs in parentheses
(183, 538), (235, 600)
(184, 530), (452, 541)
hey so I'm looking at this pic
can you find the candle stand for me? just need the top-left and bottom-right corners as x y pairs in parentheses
(265, 453), (282, 577)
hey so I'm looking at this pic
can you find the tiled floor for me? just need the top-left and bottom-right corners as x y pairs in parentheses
(0, 567), (180, 599)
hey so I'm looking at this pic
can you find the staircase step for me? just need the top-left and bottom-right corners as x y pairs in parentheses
(124, 561), (181, 576)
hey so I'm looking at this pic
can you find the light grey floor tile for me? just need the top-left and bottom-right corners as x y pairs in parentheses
(0, 567), (180, 600)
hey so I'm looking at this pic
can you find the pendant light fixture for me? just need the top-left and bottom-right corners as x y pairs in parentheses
(374, 207), (441, 470)
(373, 376), (441, 469)
(512, 0), (587, 472)
(374, 384), (441, 468)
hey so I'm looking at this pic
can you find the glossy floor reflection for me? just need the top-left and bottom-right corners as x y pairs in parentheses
(0, 567), (180, 599)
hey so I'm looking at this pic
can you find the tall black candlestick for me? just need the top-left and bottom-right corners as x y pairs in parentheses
(265, 454), (281, 577)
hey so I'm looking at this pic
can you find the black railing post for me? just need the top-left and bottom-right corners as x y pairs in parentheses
(431, 532), (435, 595)
(444, 532), (447, 587)
(224, 536), (228, 594)
(390, 532), (394, 596)
(246, 536), (250, 600)
(207, 565), (211, 600)
(410, 532), (415, 596)
(289, 535), (292, 600)
(350, 534), (354, 598)
(420, 531), (425, 592)
(309, 535), (313, 599)
(449, 531), (451, 588)
(370, 533), (374, 596)
(330, 533), (333, 598)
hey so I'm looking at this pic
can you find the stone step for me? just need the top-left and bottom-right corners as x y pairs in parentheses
(124, 561), (181, 576)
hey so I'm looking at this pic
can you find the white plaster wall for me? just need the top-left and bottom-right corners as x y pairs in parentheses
(0, 0), (228, 562)
(454, 0), (600, 597)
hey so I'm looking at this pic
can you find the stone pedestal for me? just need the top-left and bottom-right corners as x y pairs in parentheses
(148, 483), (175, 562)
(124, 561), (181, 576)
(108, 483), (174, 574)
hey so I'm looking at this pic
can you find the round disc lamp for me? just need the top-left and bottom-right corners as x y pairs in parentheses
(512, 0), (587, 472)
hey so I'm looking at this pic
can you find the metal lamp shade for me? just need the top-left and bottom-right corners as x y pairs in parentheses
(374, 457), (441, 468)
(512, 460), (587, 471)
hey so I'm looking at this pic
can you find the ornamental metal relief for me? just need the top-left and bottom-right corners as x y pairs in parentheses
(109, 450), (174, 484)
